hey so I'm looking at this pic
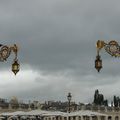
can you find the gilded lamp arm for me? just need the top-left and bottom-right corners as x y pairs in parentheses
(0, 44), (20, 75)
(95, 40), (120, 72)
(10, 44), (18, 61)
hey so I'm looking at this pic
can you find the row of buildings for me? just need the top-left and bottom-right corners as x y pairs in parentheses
(0, 97), (120, 113)
(0, 97), (78, 112)
(0, 97), (120, 120)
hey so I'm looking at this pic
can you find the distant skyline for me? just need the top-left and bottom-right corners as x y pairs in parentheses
(0, 89), (117, 105)
(0, 0), (120, 103)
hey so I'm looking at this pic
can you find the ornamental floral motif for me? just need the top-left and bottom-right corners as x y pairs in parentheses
(0, 46), (11, 61)
(104, 41), (120, 57)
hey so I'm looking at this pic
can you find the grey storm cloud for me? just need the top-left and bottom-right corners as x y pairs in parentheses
(0, 0), (120, 103)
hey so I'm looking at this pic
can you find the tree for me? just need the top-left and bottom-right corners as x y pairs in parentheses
(94, 89), (99, 105)
(93, 89), (108, 106)
(114, 96), (117, 107)
(103, 100), (108, 106)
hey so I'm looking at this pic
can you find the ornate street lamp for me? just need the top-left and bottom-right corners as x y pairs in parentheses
(0, 44), (20, 75)
(95, 40), (120, 72)
(67, 92), (72, 113)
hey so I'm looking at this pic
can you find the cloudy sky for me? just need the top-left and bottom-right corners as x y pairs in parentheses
(0, 0), (120, 104)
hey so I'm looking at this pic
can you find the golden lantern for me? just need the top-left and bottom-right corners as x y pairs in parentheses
(95, 55), (102, 72)
(12, 60), (20, 75)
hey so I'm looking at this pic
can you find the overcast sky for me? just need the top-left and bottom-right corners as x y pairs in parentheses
(0, 0), (120, 104)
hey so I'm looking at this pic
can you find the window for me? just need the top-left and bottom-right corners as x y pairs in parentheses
(79, 116), (81, 120)
(83, 116), (90, 120)
(65, 117), (67, 120)
(73, 116), (76, 120)
(101, 116), (105, 120)
(92, 116), (98, 120)
(115, 116), (119, 120)
(108, 116), (112, 120)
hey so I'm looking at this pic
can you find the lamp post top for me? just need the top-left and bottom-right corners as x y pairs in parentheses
(67, 93), (72, 101)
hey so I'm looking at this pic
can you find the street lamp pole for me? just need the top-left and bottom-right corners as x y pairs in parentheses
(0, 44), (20, 75)
(67, 92), (72, 113)
(95, 40), (120, 72)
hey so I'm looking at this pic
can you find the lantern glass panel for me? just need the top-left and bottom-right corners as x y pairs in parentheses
(12, 60), (20, 75)
(95, 56), (102, 72)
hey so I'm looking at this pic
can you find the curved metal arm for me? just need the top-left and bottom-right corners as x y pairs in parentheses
(96, 40), (120, 57)
(0, 44), (18, 62)
(96, 40), (105, 50)
(0, 43), (20, 75)
(95, 40), (120, 72)
(10, 44), (18, 61)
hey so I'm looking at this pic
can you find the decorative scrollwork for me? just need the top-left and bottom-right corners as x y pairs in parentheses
(95, 40), (120, 72)
(0, 45), (12, 61)
(0, 43), (19, 75)
(104, 40), (120, 57)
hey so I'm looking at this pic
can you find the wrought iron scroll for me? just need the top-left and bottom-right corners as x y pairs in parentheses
(0, 45), (11, 61)
(104, 40), (120, 57)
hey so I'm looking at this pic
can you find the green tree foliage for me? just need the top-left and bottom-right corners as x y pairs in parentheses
(93, 89), (108, 106)
(113, 95), (120, 107)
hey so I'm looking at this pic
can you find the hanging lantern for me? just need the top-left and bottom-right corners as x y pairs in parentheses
(95, 55), (102, 72)
(12, 60), (20, 75)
